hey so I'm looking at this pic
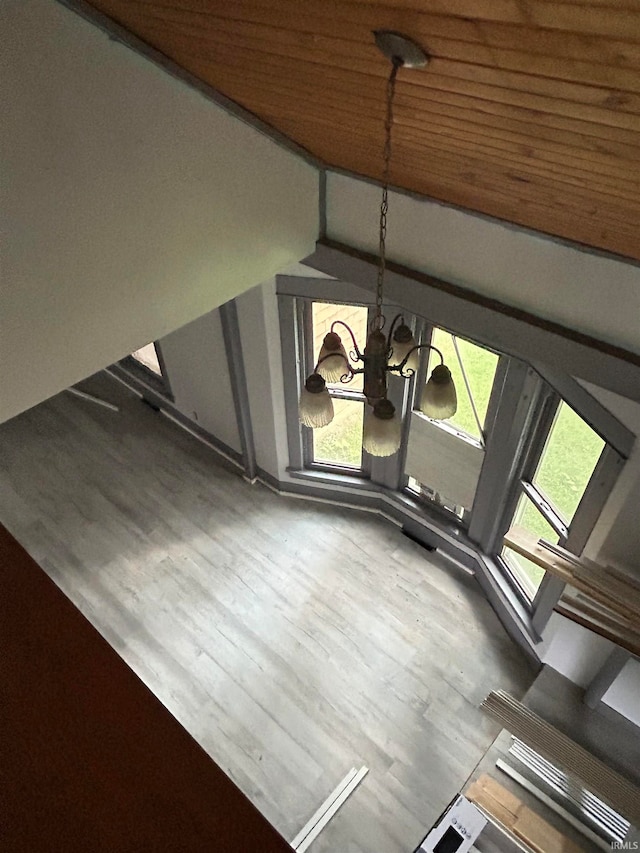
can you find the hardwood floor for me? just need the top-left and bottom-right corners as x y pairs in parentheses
(0, 373), (534, 852)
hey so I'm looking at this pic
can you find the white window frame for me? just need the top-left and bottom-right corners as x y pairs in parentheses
(402, 322), (504, 525)
(300, 299), (371, 477)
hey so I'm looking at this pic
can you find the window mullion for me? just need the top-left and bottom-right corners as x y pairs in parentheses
(301, 300), (315, 467)
(564, 446), (624, 555)
(302, 300), (315, 375)
(520, 481), (569, 540)
(519, 389), (560, 485)
(467, 362), (543, 554)
(530, 574), (566, 634)
(483, 355), (508, 440)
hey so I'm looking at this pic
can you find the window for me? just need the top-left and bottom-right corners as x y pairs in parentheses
(306, 302), (369, 472)
(532, 401), (605, 526)
(132, 343), (162, 376)
(313, 398), (364, 468)
(502, 400), (606, 602)
(504, 494), (559, 599)
(404, 328), (500, 521)
(427, 328), (499, 442)
(119, 341), (172, 400)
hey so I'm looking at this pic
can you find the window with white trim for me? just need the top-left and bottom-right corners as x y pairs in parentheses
(404, 327), (500, 522)
(427, 327), (499, 443)
(501, 398), (607, 603)
(304, 301), (370, 473)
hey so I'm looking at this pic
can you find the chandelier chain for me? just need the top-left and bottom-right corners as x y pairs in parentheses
(375, 59), (400, 329)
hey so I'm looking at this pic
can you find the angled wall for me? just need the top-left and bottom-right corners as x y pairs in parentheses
(0, 0), (318, 424)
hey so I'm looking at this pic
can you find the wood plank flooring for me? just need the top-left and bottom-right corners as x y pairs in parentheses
(0, 373), (534, 852)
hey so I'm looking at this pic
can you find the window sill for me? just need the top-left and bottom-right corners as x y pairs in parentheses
(397, 488), (467, 535)
(411, 409), (484, 450)
(403, 485), (467, 526)
(475, 552), (542, 651)
(286, 467), (372, 490)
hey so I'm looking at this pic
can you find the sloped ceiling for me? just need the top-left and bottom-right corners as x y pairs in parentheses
(85, 0), (640, 261)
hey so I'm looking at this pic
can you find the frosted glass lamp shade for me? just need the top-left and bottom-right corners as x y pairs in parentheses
(390, 323), (419, 373)
(363, 399), (401, 457)
(420, 364), (457, 419)
(299, 373), (334, 428)
(316, 332), (350, 382)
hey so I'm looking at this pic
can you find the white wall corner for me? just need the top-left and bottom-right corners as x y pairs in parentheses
(260, 277), (292, 480)
(235, 278), (289, 480)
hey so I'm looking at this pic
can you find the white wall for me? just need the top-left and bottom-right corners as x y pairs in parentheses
(159, 309), (241, 454)
(541, 616), (639, 726)
(1, 0), (318, 424)
(235, 283), (284, 478)
(540, 613), (615, 688)
(326, 173), (640, 357)
(597, 478), (640, 572)
(602, 659), (640, 727)
(581, 382), (640, 578)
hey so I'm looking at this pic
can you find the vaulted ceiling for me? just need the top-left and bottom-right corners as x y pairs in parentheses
(86, 0), (640, 261)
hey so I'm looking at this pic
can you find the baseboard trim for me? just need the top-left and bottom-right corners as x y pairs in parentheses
(106, 366), (245, 471)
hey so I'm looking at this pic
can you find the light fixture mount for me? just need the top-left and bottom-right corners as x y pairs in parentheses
(373, 31), (429, 68)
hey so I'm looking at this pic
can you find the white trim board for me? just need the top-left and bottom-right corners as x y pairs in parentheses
(291, 766), (368, 853)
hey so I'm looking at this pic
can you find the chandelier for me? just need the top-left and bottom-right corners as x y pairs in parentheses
(299, 32), (457, 457)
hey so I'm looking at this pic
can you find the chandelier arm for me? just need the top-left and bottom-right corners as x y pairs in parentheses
(389, 365), (417, 379)
(386, 313), (404, 352)
(388, 343), (445, 378)
(330, 320), (364, 361)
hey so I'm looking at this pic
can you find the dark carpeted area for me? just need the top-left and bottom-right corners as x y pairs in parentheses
(0, 523), (292, 852)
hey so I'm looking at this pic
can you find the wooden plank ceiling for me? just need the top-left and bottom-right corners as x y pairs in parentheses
(86, 0), (640, 260)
